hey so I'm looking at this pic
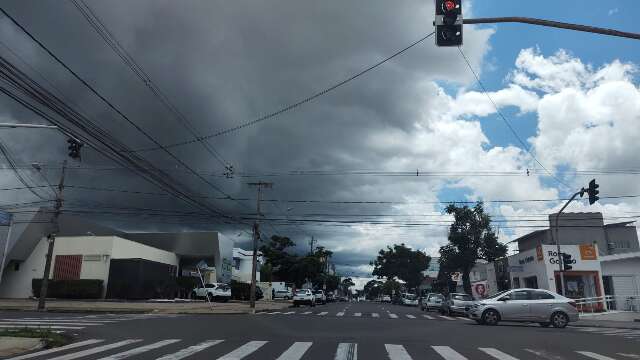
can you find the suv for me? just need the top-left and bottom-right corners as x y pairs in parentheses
(273, 289), (292, 300)
(468, 288), (578, 328)
(441, 293), (474, 316)
(293, 289), (316, 307)
(313, 290), (327, 305)
(421, 293), (444, 311)
(191, 283), (231, 302)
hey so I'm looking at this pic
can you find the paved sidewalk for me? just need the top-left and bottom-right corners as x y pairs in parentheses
(573, 311), (640, 329)
(0, 299), (291, 314)
(0, 337), (43, 357)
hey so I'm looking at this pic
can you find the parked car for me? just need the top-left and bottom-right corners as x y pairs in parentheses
(441, 293), (474, 316)
(293, 289), (316, 307)
(381, 295), (391, 303)
(191, 283), (231, 302)
(326, 292), (336, 302)
(401, 293), (419, 306)
(421, 293), (444, 311)
(313, 290), (327, 304)
(273, 289), (292, 300)
(468, 288), (579, 328)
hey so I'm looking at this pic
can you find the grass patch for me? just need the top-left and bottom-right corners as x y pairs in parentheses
(0, 328), (69, 348)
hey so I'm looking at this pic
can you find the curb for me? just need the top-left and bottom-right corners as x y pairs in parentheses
(572, 322), (640, 330)
(0, 307), (288, 315)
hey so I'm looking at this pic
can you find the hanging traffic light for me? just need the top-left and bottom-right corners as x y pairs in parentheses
(435, 0), (463, 46)
(587, 179), (599, 205)
(67, 138), (83, 160)
(561, 253), (573, 271)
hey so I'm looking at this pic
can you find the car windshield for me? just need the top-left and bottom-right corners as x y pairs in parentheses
(295, 290), (308, 295)
(453, 294), (473, 301)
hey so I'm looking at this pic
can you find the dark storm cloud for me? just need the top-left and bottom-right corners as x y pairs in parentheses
(0, 1), (493, 275)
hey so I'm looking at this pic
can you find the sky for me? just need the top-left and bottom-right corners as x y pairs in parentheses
(0, 1), (639, 278)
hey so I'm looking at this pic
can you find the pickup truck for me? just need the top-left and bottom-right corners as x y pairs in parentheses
(191, 283), (231, 302)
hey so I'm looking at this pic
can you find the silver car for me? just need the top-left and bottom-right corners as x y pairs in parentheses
(468, 288), (579, 328)
(421, 293), (444, 311)
(441, 293), (474, 316)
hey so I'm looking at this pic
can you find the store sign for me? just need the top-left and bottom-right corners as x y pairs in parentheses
(536, 245), (544, 261)
(580, 244), (597, 260)
(508, 266), (523, 273)
(547, 250), (577, 265)
(518, 255), (535, 265)
(451, 272), (461, 282)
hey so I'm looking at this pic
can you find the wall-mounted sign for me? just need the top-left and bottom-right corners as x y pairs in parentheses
(536, 245), (544, 261)
(580, 244), (598, 260)
(508, 266), (523, 273)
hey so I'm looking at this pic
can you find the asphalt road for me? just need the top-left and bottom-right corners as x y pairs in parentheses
(2, 301), (639, 359)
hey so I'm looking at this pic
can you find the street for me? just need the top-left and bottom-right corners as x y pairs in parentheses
(2, 302), (639, 360)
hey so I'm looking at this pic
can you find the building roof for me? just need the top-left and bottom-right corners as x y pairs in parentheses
(599, 251), (640, 262)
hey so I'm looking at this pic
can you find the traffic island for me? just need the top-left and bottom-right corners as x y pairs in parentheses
(0, 329), (69, 357)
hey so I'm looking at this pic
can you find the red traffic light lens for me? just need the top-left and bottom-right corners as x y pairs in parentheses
(444, 0), (457, 11)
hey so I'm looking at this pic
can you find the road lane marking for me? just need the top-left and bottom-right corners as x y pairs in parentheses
(438, 316), (456, 321)
(354, 312), (362, 317)
(335, 343), (357, 360)
(0, 322), (103, 326)
(47, 340), (142, 360)
(0, 325), (85, 329)
(217, 341), (268, 359)
(457, 317), (472, 321)
(337, 312), (345, 316)
(617, 354), (640, 359)
(524, 349), (565, 360)
(384, 344), (412, 360)
(372, 313), (379, 318)
(302, 311), (313, 315)
(422, 315), (435, 320)
(431, 346), (467, 360)
(406, 315), (416, 319)
(389, 313), (398, 319)
(97, 339), (180, 360)
(7, 339), (104, 360)
(1, 319), (117, 323)
(576, 351), (618, 360)
(156, 340), (223, 360)
(275, 342), (312, 360)
(478, 348), (519, 360)
(283, 311), (295, 315)
(317, 312), (328, 316)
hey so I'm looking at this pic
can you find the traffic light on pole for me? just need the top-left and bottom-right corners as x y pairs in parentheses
(561, 253), (573, 271)
(587, 179), (600, 205)
(67, 138), (83, 160)
(435, 0), (463, 46)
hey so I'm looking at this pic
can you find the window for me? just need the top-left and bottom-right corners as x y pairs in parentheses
(233, 258), (241, 270)
(453, 294), (472, 301)
(532, 290), (555, 300)
(205, 284), (215, 288)
(511, 290), (530, 300)
(512, 277), (521, 288)
(13, 262), (20, 271)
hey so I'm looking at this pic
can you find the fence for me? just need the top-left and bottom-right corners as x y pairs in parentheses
(574, 295), (640, 314)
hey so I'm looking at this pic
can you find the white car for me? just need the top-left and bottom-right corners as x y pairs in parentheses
(191, 283), (231, 302)
(401, 293), (419, 306)
(273, 289), (293, 300)
(313, 290), (327, 305)
(293, 289), (316, 307)
(381, 295), (391, 303)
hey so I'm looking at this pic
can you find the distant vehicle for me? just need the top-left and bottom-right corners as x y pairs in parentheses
(468, 288), (579, 328)
(381, 295), (391, 303)
(293, 289), (316, 307)
(191, 283), (231, 302)
(313, 290), (327, 305)
(421, 293), (444, 311)
(326, 292), (336, 302)
(273, 289), (292, 300)
(441, 293), (474, 316)
(401, 293), (419, 306)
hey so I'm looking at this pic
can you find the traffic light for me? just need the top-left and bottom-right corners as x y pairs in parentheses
(435, 0), (463, 46)
(67, 138), (83, 160)
(561, 253), (573, 271)
(587, 179), (600, 205)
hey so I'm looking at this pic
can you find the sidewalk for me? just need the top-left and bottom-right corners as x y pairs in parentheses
(0, 337), (43, 357)
(573, 311), (640, 329)
(0, 298), (291, 314)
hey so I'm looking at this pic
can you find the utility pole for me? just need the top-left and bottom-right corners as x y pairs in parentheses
(37, 160), (67, 311)
(247, 181), (272, 313)
(309, 236), (316, 254)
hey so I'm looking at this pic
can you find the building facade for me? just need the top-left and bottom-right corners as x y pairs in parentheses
(231, 248), (262, 283)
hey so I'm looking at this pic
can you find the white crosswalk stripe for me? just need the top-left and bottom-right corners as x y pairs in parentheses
(335, 343), (357, 360)
(478, 348), (519, 360)
(0, 321), (104, 326)
(423, 315), (435, 320)
(6, 339), (104, 360)
(438, 316), (456, 321)
(354, 312), (362, 317)
(576, 351), (618, 360)
(385, 344), (412, 360)
(156, 340), (223, 360)
(372, 313), (379, 318)
(0, 319), (117, 323)
(457, 317), (473, 321)
(96, 339), (181, 360)
(46, 340), (142, 360)
(283, 311), (295, 315)
(406, 315), (416, 319)
(431, 346), (468, 360)
(217, 341), (268, 359)
(275, 342), (312, 360)
(302, 311), (313, 315)
(317, 312), (328, 316)
(0, 325), (85, 329)
(389, 313), (398, 319)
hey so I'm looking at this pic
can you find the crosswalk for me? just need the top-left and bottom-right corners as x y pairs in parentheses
(573, 327), (640, 341)
(7, 338), (635, 360)
(0, 314), (176, 332)
(259, 310), (468, 321)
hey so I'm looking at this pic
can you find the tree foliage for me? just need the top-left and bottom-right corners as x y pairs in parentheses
(371, 244), (431, 290)
(363, 279), (384, 300)
(340, 277), (355, 296)
(439, 203), (508, 295)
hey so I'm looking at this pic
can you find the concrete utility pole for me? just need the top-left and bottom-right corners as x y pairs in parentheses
(37, 160), (67, 311)
(247, 181), (272, 313)
(309, 236), (316, 254)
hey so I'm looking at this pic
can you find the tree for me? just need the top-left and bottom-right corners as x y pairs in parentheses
(439, 202), (508, 295)
(260, 263), (272, 282)
(324, 274), (340, 292)
(381, 279), (402, 296)
(259, 235), (297, 282)
(291, 255), (323, 288)
(371, 244), (431, 290)
(364, 280), (384, 300)
(340, 277), (355, 296)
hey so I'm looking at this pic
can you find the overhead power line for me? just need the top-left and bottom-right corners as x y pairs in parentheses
(130, 31), (436, 152)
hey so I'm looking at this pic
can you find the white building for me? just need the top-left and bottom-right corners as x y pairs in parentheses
(600, 252), (640, 310)
(231, 248), (262, 283)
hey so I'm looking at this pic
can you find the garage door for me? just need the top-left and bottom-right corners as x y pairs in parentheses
(611, 275), (638, 311)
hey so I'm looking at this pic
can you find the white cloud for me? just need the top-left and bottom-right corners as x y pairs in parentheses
(608, 8), (619, 16)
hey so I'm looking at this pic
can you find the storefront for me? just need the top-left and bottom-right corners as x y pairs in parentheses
(507, 244), (604, 303)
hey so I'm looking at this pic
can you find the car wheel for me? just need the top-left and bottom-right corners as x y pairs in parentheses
(539, 322), (551, 328)
(439, 308), (445, 315)
(482, 309), (500, 326)
(475, 319), (485, 325)
(550, 312), (569, 328)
